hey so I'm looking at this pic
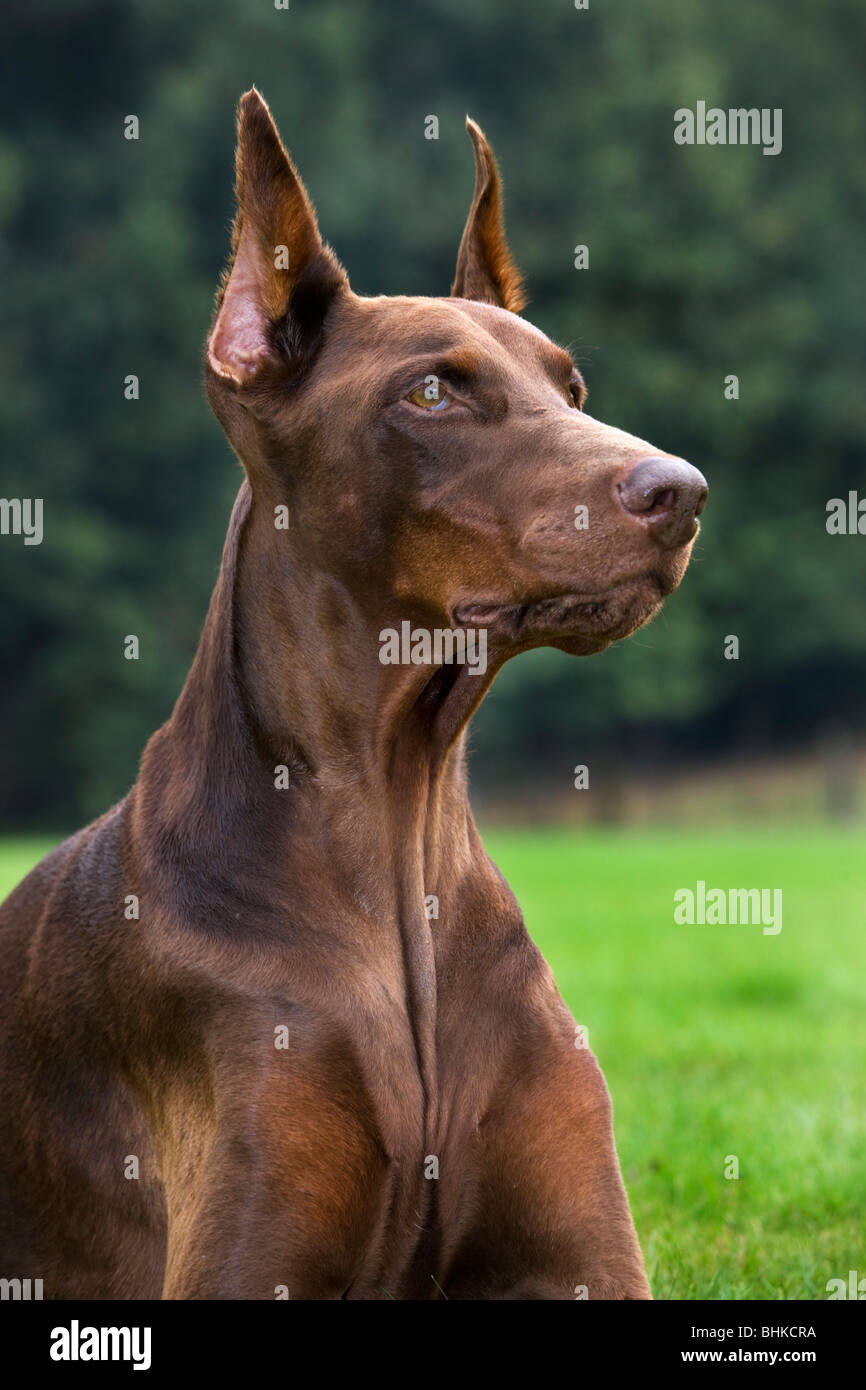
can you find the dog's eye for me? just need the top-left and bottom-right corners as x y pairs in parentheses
(407, 380), (451, 412)
(568, 377), (587, 410)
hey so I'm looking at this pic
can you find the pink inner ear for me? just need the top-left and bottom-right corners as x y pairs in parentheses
(207, 241), (274, 384)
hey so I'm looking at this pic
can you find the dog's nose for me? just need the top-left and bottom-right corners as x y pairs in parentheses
(617, 457), (708, 548)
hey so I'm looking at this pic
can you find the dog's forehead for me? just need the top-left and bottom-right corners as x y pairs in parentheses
(339, 293), (568, 373)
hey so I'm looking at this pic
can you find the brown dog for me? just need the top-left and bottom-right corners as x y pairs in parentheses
(0, 91), (706, 1300)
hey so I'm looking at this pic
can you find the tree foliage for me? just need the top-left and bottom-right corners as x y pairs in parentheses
(0, 0), (863, 824)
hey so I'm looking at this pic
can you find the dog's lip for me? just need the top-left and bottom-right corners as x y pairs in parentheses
(453, 573), (669, 632)
(454, 594), (605, 629)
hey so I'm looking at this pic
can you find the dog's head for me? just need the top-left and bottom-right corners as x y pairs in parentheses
(206, 90), (706, 662)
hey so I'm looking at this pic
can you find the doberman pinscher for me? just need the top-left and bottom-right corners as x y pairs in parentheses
(0, 91), (707, 1300)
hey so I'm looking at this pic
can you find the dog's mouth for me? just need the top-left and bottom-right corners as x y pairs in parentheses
(453, 572), (672, 649)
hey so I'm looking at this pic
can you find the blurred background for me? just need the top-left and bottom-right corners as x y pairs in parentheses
(1, 0), (864, 1298)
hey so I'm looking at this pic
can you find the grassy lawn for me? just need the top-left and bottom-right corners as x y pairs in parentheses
(485, 825), (866, 1300)
(0, 840), (61, 901)
(2, 825), (864, 1300)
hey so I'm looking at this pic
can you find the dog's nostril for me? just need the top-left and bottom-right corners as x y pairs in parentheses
(646, 487), (676, 514)
(618, 456), (708, 546)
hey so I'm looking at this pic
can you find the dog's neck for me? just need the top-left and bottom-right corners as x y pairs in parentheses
(132, 480), (518, 1129)
(135, 482), (502, 915)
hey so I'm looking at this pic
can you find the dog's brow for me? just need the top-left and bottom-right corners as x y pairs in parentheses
(381, 347), (486, 394)
(542, 345), (578, 381)
(424, 348), (485, 380)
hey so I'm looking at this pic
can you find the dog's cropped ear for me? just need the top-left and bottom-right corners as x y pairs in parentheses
(450, 118), (526, 314)
(207, 89), (347, 387)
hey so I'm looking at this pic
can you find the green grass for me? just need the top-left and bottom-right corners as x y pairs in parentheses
(485, 825), (866, 1300)
(0, 839), (60, 900)
(2, 826), (864, 1300)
